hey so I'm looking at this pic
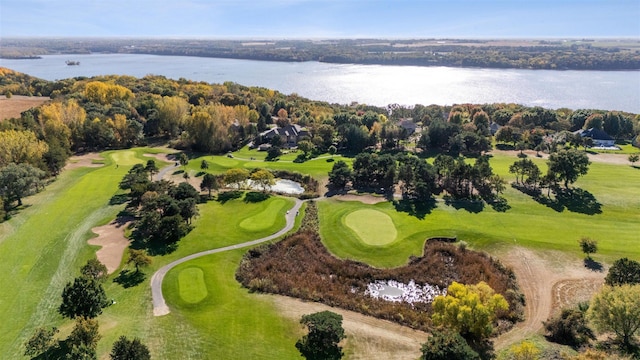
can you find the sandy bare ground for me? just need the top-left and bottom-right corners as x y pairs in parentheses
(493, 247), (605, 349)
(491, 149), (633, 165)
(143, 152), (178, 164)
(64, 153), (105, 170)
(88, 219), (132, 274)
(265, 294), (427, 360)
(0, 95), (49, 120)
(329, 194), (388, 205)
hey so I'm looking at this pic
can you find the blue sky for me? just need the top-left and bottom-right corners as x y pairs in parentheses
(1, 0), (639, 38)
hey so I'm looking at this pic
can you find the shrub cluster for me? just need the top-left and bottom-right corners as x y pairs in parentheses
(236, 204), (523, 332)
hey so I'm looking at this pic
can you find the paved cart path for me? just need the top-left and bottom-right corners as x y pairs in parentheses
(151, 198), (303, 316)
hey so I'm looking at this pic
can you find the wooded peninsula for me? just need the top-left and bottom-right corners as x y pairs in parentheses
(2, 38), (639, 70)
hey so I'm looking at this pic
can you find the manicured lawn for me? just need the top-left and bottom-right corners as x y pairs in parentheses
(0, 148), (156, 357)
(185, 146), (352, 178)
(344, 209), (397, 246)
(239, 198), (288, 232)
(162, 251), (303, 359)
(319, 154), (640, 268)
(3, 145), (638, 358)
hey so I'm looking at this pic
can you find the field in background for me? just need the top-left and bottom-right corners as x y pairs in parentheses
(0, 95), (49, 120)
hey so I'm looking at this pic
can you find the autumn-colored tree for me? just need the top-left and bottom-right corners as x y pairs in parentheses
(588, 284), (640, 349)
(0, 129), (49, 167)
(431, 281), (509, 341)
(223, 168), (250, 189)
(84, 81), (134, 105)
(250, 169), (275, 192)
(508, 341), (540, 360)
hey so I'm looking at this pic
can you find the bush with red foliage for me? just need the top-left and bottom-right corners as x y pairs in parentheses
(236, 202), (523, 332)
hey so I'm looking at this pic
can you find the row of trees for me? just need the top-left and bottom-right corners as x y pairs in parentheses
(328, 153), (505, 202)
(9, 37), (637, 71)
(509, 148), (591, 191)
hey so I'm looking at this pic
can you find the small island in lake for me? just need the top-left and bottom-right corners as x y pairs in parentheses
(65, 60), (80, 66)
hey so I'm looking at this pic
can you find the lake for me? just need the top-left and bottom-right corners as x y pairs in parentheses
(2, 54), (639, 113)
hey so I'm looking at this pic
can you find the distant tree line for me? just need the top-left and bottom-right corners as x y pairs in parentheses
(0, 69), (638, 219)
(3, 38), (639, 70)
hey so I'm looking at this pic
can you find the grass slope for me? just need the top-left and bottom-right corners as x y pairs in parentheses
(0, 150), (144, 357)
(319, 153), (640, 268)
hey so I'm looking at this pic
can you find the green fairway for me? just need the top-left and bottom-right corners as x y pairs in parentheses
(162, 251), (302, 359)
(239, 198), (287, 232)
(3, 145), (639, 358)
(319, 153), (640, 268)
(178, 267), (208, 304)
(185, 146), (352, 178)
(0, 149), (154, 357)
(345, 209), (397, 245)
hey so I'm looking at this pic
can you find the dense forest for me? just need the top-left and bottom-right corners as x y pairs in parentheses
(2, 38), (640, 70)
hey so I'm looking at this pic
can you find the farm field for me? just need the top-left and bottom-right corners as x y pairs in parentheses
(1, 146), (638, 358)
(0, 95), (49, 120)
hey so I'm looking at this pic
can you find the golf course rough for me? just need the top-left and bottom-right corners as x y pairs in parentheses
(344, 209), (397, 245)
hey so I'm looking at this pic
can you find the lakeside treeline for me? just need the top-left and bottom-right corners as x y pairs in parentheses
(2, 38), (640, 70)
(1, 65), (638, 173)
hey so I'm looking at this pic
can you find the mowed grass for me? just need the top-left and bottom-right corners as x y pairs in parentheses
(239, 198), (288, 232)
(344, 209), (397, 246)
(0, 144), (301, 358)
(163, 251), (303, 359)
(0, 149), (153, 357)
(178, 267), (208, 304)
(185, 146), (352, 178)
(320, 153), (640, 268)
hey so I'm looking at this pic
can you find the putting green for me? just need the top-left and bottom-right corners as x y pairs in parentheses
(345, 209), (397, 246)
(239, 198), (286, 232)
(110, 150), (138, 166)
(178, 267), (208, 304)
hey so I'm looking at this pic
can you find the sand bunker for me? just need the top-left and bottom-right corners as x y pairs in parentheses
(88, 219), (132, 274)
(65, 153), (105, 170)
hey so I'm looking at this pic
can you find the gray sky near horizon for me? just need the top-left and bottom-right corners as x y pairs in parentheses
(1, 0), (639, 38)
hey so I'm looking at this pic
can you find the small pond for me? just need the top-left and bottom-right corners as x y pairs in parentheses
(270, 179), (304, 194)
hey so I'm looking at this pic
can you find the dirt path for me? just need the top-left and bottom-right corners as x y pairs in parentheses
(266, 295), (427, 360)
(88, 219), (132, 274)
(493, 247), (605, 349)
(491, 149), (633, 165)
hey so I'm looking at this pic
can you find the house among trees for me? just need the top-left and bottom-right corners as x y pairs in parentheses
(575, 128), (615, 147)
(489, 122), (501, 135)
(259, 124), (309, 148)
(398, 118), (418, 136)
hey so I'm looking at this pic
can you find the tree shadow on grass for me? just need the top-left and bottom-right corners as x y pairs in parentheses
(513, 184), (602, 215)
(109, 193), (129, 205)
(534, 188), (602, 215)
(584, 258), (604, 272)
(172, 169), (184, 175)
(114, 269), (146, 288)
(244, 191), (270, 203)
(217, 190), (243, 204)
(444, 196), (484, 213)
(488, 196), (511, 212)
(392, 198), (436, 220)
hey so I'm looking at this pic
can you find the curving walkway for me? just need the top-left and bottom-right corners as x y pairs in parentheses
(151, 198), (303, 316)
